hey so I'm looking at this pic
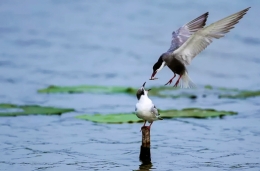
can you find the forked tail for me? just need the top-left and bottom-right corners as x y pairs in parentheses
(180, 71), (196, 88)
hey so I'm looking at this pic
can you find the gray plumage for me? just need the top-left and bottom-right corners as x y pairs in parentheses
(150, 105), (162, 121)
(151, 7), (250, 88)
(167, 12), (209, 53)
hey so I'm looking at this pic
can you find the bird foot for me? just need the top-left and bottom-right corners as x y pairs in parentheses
(165, 79), (173, 85)
(140, 126), (150, 131)
(165, 74), (176, 86)
(173, 81), (179, 87)
(173, 75), (182, 87)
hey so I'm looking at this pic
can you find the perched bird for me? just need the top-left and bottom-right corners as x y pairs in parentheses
(135, 82), (162, 130)
(150, 7), (250, 88)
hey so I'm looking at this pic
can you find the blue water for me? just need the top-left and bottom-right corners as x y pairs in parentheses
(0, 0), (260, 170)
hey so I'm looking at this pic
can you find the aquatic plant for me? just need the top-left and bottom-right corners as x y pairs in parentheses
(0, 103), (74, 117)
(76, 108), (237, 123)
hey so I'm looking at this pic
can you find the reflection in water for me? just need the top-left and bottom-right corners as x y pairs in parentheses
(136, 162), (153, 171)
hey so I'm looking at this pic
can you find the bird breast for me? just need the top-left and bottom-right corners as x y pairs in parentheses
(135, 101), (155, 121)
(165, 56), (186, 75)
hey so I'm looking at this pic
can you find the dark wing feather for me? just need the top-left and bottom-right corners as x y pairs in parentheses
(167, 12), (209, 53)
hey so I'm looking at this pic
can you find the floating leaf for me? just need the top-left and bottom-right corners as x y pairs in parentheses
(219, 90), (260, 99)
(38, 85), (137, 94)
(0, 103), (74, 117)
(204, 85), (239, 92)
(76, 108), (237, 124)
(38, 84), (260, 99)
(161, 108), (237, 119)
(76, 113), (143, 124)
(38, 85), (198, 99)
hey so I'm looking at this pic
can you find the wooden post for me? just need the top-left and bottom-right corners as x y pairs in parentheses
(139, 127), (151, 163)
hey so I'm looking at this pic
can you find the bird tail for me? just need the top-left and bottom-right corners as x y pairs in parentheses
(156, 112), (163, 120)
(180, 71), (196, 88)
(157, 116), (163, 120)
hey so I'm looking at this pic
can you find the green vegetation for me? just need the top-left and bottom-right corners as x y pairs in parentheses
(219, 90), (260, 99)
(38, 84), (260, 99)
(76, 108), (237, 123)
(0, 103), (74, 117)
(38, 85), (137, 94)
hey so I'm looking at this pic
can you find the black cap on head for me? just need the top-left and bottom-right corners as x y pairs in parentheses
(136, 88), (145, 100)
(153, 55), (163, 72)
(136, 82), (147, 100)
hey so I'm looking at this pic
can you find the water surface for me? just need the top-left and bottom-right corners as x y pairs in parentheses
(0, 0), (259, 170)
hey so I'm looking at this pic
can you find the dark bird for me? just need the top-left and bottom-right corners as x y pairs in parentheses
(150, 7), (250, 88)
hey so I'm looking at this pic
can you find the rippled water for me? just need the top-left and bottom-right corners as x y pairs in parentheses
(0, 0), (260, 170)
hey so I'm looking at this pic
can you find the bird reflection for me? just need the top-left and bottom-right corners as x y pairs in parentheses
(135, 162), (153, 171)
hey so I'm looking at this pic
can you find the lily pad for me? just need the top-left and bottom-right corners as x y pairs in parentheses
(219, 90), (260, 99)
(76, 113), (143, 124)
(38, 84), (260, 99)
(161, 108), (237, 118)
(38, 85), (198, 99)
(0, 103), (74, 117)
(75, 108), (237, 124)
(204, 85), (240, 92)
(38, 85), (137, 94)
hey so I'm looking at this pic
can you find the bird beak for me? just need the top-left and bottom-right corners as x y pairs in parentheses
(150, 71), (157, 80)
(147, 89), (151, 91)
(142, 82), (146, 87)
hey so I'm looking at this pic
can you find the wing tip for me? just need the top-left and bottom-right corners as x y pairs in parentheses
(186, 11), (209, 31)
(238, 7), (251, 16)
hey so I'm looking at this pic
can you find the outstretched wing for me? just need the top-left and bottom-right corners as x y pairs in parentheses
(167, 12), (209, 53)
(173, 7), (250, 65)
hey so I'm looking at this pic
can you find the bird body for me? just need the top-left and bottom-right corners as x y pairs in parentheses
(150, 7), (250, 88)
(161, 53), (186, 76)
(135, 82), (162, 129)
(136, 95), (158, 123)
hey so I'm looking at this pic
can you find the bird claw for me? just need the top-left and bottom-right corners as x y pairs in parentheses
(165, 80), (172, 85)
(173, 81), (179, 87)
(140, 126), (151, 131)
(165, 77), (175, 85)
(165, 74), (176, 86)
(140, 126), (146, 132)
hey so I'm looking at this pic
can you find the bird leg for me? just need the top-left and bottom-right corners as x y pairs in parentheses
(142, 120), (147, 127)
(140, 121), (147, 131)
(174, 75), (182, 87)
(165, 73), (176, 85)
(146, 122), (153, 130)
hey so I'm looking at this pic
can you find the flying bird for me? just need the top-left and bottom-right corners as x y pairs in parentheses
(150, 7), (250, 88)
(135, 82), (162, 130)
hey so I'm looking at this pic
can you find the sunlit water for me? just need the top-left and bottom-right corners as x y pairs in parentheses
(0, 0), (260, 170)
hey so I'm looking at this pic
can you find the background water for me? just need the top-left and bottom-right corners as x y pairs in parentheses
(0, 0), (260, 170)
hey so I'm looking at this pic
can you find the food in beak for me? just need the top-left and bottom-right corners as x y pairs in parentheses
(150, 71), (158, 80)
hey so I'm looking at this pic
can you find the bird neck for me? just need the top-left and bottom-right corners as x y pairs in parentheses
(139, 95), (152, 104)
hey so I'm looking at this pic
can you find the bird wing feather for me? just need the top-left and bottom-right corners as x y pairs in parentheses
(173, 7), (250, 65)
(150, 105), (159, 116)
(167, 12), (209, 53)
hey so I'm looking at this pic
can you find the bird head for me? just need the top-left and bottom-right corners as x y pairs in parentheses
(150, 55), (166, 80)
(136, 82), (151, 100)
